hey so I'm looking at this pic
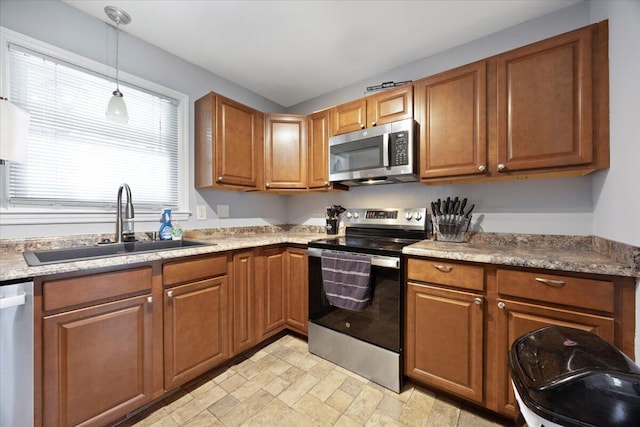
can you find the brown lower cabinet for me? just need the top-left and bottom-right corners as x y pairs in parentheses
(285, 246), (308, 335)
(41, 268), (154, 427)
(405, 257), (635, 419)
(163, 255), (231, 390)
(232, 250), (256, 355)
(405, 282), (484, 403)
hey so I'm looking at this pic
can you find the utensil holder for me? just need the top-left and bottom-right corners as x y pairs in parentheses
(433, 216), (470, 243)
(326, 219), (338, 235)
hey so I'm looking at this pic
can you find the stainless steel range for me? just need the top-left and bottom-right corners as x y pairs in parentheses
(307, 208), (429, 392)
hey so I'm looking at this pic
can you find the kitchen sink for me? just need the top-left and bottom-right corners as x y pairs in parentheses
(23, 239), (215, 266)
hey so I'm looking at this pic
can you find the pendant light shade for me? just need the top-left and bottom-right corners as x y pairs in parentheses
(106, 89), (129, 124)
(105, 6), (131, 124)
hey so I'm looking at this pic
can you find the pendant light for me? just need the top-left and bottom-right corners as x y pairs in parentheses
(105, 6), (131, 124)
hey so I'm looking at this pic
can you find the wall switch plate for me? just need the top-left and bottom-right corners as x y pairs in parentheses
(196, 205), (207, 220)
(217, 204), (229, 218)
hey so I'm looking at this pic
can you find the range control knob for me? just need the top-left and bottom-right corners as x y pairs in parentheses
(353, 212), (360, 219)
(414, 212), (423, 221)
(346, 212), (353, 219)
(405, 212), (413, 220)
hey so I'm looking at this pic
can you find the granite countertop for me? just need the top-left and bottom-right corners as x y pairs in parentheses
(1, 229), (638, 283)
(403, 233), (639, 278)
(0, 231), (326, 283)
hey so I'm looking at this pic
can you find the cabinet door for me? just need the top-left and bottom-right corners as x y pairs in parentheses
(255, 247), (287, 339)
(405, 283), (484, 403)
(194, 92), (264, 189)
(496, 26), (593, 173)
(163, 276), (230, 390)
(285, 247), (308, 335)
(416, 62), (487, 179)
(495, 298), (614, 417)
(331, 98), (366, 135)
(264, 114), (308, 190)
(233, 250), (255, 355)
(366, 83), (413, 128)
(43, 295), (153, 427)
(307, 109), (331, 189)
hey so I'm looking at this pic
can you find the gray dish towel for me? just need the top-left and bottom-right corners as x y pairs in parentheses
(321, 251), (372, 311)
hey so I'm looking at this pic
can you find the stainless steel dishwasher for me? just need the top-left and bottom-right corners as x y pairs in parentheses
(1, 280), (34, 427)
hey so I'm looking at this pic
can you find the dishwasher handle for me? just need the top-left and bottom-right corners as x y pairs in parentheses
(0, 293), (26, 310)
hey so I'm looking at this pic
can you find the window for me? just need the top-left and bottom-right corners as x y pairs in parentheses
(1, 27), (188, 222)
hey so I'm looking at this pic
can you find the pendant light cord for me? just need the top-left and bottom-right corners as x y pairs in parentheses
(115, 19), (121, 93)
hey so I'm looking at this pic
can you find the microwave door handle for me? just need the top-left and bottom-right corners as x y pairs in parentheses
(382, 133), (390, 167)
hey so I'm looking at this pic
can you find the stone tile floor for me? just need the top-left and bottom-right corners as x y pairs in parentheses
(120, 334), (510, 427)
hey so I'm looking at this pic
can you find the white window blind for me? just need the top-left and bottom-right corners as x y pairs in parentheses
(7, 43), (180, 210)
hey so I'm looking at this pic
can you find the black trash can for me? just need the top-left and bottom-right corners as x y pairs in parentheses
(509, 326), (640, 427)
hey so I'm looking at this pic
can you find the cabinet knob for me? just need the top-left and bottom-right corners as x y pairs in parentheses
(474, 297), (483, 305)
(433, 264), (453, 272)
(324, 181), (330, 188)
(478, 165), (485, 172)
(497, 301), (506, 310)
(265, 182), (270, 188)
(167, 290), (174, 298)
(360, 124), (365, 129)
(371, 121), (376, 126)
(497, 164), (506, 171)
(217, 176), (223, 182)
(147, 296), (153, 304)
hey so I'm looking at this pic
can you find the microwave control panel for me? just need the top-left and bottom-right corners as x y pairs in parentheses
(390, 131), (409, 166)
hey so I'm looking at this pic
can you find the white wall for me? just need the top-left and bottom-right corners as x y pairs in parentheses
(0, 0), (288, 238)
(589, 0), (640, 247)
(287, 1), (599, 237)
(1, 0), (638, 246)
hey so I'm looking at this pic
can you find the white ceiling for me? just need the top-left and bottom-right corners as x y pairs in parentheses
(63, 0), (581, 107)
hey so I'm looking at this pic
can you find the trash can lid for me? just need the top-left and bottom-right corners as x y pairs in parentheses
(511, 326), (640, 391)
(509, 326), (640, 427)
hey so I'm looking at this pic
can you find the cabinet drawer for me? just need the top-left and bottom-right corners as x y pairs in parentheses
(163, 254), (228, 286)
(43, 267), (152, 312)
(407, 259), (484, 291)
(497, 269), (614, 313)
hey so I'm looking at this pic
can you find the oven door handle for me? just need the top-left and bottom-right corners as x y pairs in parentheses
(307, 247), (400, 269)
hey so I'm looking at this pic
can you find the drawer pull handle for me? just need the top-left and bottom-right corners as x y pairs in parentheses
(433, 264), (453, 272)
(167, 290), (174, 298)
(474, 297), (483, 305)
(497, 301), (506, 310)
(535, 277), (566, 286)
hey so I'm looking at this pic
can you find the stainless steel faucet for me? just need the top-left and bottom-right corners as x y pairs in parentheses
(115, 183), (135, 243)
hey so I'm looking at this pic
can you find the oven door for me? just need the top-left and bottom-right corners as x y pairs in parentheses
(307, 247), (402, 352)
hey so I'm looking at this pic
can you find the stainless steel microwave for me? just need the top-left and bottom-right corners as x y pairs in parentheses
(328, 118), (416, 186)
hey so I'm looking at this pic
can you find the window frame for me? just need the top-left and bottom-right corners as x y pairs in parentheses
(0, 26), (190, 226)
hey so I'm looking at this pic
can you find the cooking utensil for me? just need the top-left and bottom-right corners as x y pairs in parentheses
(464, 204), (475, 218)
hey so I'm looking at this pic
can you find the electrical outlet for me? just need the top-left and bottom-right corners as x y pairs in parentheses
(196, 205), (207, 220)
(217, 204), (229, 218)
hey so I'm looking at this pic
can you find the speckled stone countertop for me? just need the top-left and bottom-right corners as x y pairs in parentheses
(404, 233), (639, 278)
(0, 225), (330, 283)
(1, 227), (638, 282)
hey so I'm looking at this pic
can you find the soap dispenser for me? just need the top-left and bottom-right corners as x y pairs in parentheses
(159, 208), (173, 240)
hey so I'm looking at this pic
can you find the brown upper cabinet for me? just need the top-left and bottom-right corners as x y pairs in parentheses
(195, 92), (264, 190)
(415, 61), (488, 179)
(264, 114), (308, 190)
(496, 23), (603, 174)
(307, 109), (332, 190)
(331, 84), (413, 135)
(417, 21), (608, 183)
